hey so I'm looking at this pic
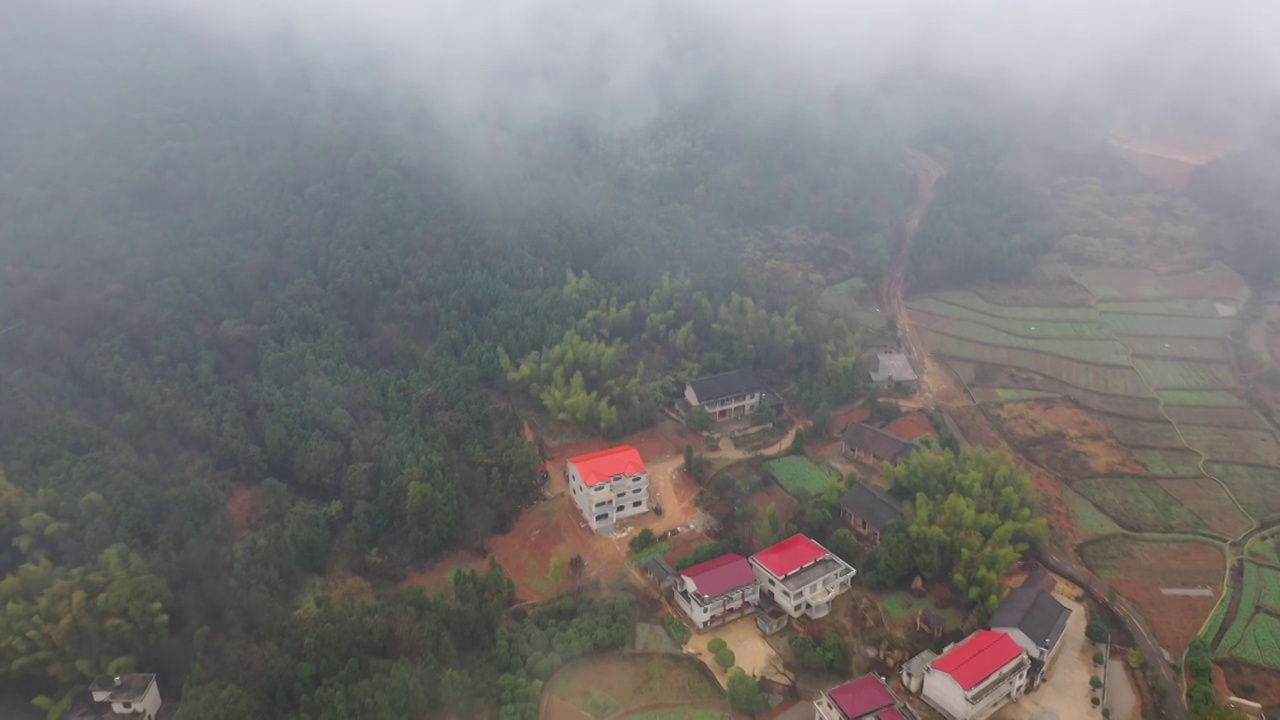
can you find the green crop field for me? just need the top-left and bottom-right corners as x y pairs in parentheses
(1061, 484), (1124, 536)
(1133, 358), (1239, 389)
(1218, 563), (1280, 668)
(1230, 614), (1280, 669)
(915, 328), (1151, 396)
(1103, 416), (1185, 449)
(1133, 448), (1203, 477)
(908, 298), (1111, 338)
(929, 290), (1102, 321)
(1096, 298), (1224, 317)
(1117, 336), (1229, 362)
(1201, 588), (1233, 643)
(1251, 540), (1280, 566)
(1073, 478), (1207, 533)
(1100, 313), (1233, 339)
(1210, 464), (1280, 521)
(766, 456), (838, 498)
(992, 388), (1061, 401)
(1157, 390), (1248, 408)
(910, 313), (1132, 365)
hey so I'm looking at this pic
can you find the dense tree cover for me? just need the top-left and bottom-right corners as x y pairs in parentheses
(1185, 638), (1248, 720)
(789, 633), (849, 675)
(1188, 131), (1280, 285)
(861, 449), (1047, 618)
(726, 668), (769, 717)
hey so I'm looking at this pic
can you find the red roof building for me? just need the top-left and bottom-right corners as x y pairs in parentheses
(922, 630), (1029, 720)
(567, 445), (646, 486)
(815, 674), (916, 719)
(681, 554), (756, 598)
(751, 534), (829, 578)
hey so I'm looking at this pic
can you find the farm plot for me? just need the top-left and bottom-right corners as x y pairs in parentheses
(1133, 448), (1203, 478)
(970, 388), (1060, 403)
(1164, 406), (1273, 430)
(1102, 416), (1186, 449)
(1074, 263), (1251, 302)
(1116, 335), (1229, 362)
(909, 312), (1132, 364)
(1216, 562), (1280, 669)
(1101, 313), (1234, 339)
(1073, 477), (1207, 533)
(546, 654), (725, 719)
(766, 456), (839, 498)
(1179, 426), (1280, 467)
(1096, 298), (1224, 317)
(1133, 358), (1238, 389)
(908, 299), (1111, 338)
(1061, 484), (1124, 538)
(915, 328), (1151, 396)
(1157, 389), (1249, 408)
(992, 400), (1145, 478)
(929, 290), (1102, 321)
(1209, 464), (1280, 521)
(972, 366), (1166, 420)
(819, 277), (886, 331)
(1082, 536), (1225, 654)
(1156, 479), (1253, 539)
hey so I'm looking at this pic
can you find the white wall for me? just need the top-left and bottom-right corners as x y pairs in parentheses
(922, 660), (1028, 720)
(567, 462), (649, 533)
(107, 681), (162, 720)
(750, 559), (854, 619)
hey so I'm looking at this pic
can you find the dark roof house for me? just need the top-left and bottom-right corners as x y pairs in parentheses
(839, 482), (904, 536)
(643, 555), (677, 591)
(842, 424), (917, 463)
(988, 587), (1071, 662)
(686, 369), (763, 404)
(1020, 565), (1057, 594)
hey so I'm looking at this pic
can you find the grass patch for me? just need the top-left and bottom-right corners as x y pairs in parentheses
(1100, 313), (1233, 339)
(1201, 588), (1233, 643)
(1157, 389), (1248, 407)
(910, 313), (1132, 365)
(1061, 484), (1124, 537)
(881, 591), (963, 629)
(909, 297), (1111, 338)
(1133, 358), (1238, 389)
(1096, 298), (1224, 317)
(994, 388), (1061, 401)
(1073, 478), (1207, 533)
(766, 456), (839, 498)
(930, 290), (1101, 321)
(549, 654), (723, 716)
(632, 542), (669, 566)
(1132, 448), (1203, 478)
(820, 277), (886, 331)
(1250, 540), (1280, 566)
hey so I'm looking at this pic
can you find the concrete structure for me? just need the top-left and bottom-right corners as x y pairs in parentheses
(988, 588), (1071, 690)
(921, 631), (1029, 720)
(566, 445), (649, 533)
(749, 534), (854, 620)
(842, 424), (918, 464)
(870, 353), (919, 389)
(684, 369), (782, 422)
(816, 674), (918, 719)
(839, 482), (904, 545)
(672, 553), (760, 630)
(901, 649), (938, 695)
(643, 555), (677, 592)
(67, 675), (162, 720)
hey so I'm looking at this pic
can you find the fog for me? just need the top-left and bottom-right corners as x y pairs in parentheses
(102, 0), (1280, 135)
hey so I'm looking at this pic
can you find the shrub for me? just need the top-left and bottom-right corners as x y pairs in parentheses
(790, 633), (850, 674)
(714, 647), (736, 669)
(707, 637), (727, 654)
(1086, 618), (1110, 644)
(629, 528), (657, 553)
(1092, 697), (1101, 708)
(665, 616), (691, 646)
(1093, 651), (1104, 666)
(686, 406), (711, 432)
(1090, 676), (1104, 690)
(1126, 648), (1143, 669)
(727, 668), (769, 716)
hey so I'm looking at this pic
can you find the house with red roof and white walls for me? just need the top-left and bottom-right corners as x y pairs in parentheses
(815, 673), (918, 720)
(749, 534), (855, 620)
(672, 553), (760, 630)
(920, 630), (1030, 720)
(566, 445), (649, 533)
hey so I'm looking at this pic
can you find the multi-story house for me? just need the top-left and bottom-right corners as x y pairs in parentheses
(988, 587), (1071, 690)
(684, 369), (782, 423)
(815, 673), (918, 720)
(921, 630), (1029, 720)
(672, 553), (760, 630)
(566, 445), (649, 533)
(66, 675), (163, 720)
(749, 534), (854, 620)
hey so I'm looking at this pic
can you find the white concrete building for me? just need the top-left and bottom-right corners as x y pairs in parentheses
(921, 630), (1029, 720)
(566, 445), (649, 533)
(672, 553), (760, 630)
(80, 674), (163, 720)
(749, 534), (854, 620)
(684, 369), (781, 422)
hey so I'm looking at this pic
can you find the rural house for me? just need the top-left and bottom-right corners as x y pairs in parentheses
(869, 353), (919, 389)
(66, 674), (163, 720)
(672, 553), (760, 630)
(816, 674), (918, 720)
(921, 630), (1029, 720)
(749, 534), (855, 620)
(566, 445), (649, 533)
(842, 424), (918, 464)
(643, 555), (677, 592)
(684, 369), (782, 422)
(987, 587), (1071, 690)
(839, 481), (904, 545)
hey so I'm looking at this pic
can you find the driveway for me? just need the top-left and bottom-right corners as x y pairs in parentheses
(685, 616), (790, 688)
(994, 594), (1099, 720)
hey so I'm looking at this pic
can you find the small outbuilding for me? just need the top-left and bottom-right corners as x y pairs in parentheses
(839, 481), (904, 545)
(842, 424), (918, 464)
(643, 555), (677, 592)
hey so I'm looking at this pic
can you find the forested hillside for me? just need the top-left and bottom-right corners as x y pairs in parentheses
(0, 4), (936, 717)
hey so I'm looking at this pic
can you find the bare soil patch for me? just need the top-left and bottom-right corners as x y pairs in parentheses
(1221, 661), (1280, 711)
(993, 399), (1145, 478)
(882, 412), (935, 442)
(487, 497), (628, 601)
(545, 653), (724, 716)
(829, 405), (871, 435)
(226, 484), (264, 540)
(1156, 479), (1252, 539)
(403, 549), (490, 594)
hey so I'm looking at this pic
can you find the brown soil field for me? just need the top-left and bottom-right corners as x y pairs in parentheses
(543, 695), (592, 720)
(226, 484), (264, 540)
(993, 399), (1145, 478)
(883, 412), (936, 442)
(403, 549), (490, 594)
(1084, 538), (1224, 654)
(545, 653), (724, 717)
(487, 497), (629, 601)
(829, 405), (871, 436)
(1221, 661), (1280, 711)
(1164, 406), (1272, 431)
(662, 527), (712, 567)
(1156, 479), (1252, 539)
(1076, 264), (1249, 302)
(1103, 416), (1186, 449)
(746, 484), (798, 519)
(982, 367), (1167, 420)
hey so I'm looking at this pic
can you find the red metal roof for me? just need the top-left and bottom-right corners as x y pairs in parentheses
(931, 630), (1023, 691)
(752, 534), (828, 578)
(681, 553), (756, 598)
(567, 445), (646, 486)
(826, 674), (897, 718)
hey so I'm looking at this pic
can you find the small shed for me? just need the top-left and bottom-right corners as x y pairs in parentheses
(901, 649), (938, 695)
(644, 555), (678, 592)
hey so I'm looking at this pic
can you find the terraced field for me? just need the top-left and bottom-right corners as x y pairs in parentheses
(1215, 562), (1280, 669)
